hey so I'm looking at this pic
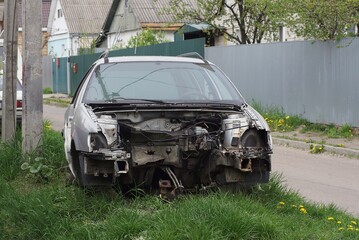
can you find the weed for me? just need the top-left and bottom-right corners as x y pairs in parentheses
(21, 157), (53, 182)
(43, 87), (53, 94)
(251, 100), (357, 139)
(43, 98), (71, 107)
(310, 144), (325, 154)
(0, 130), (23, 180)
(251, 100), (307, 132)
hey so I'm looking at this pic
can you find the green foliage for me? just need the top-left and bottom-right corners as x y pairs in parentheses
(301, 123), (356, 139)
(21, 157), (53, 182)
(283, 0), (359, 41)
(43, 98), (71, 107)
(77, 35), (97, 55)
(165, 0), (287, 44)
(0, 121), (66, 181)
(126, 29), (170, 48)
(1, 121), (358, 239)
(251, 99), (307, 132)
(43, 87), (53, 94)
(0, 131), (23, 180)
(1, 172), (358, 239)
(325, 124), (355, 138)
(165, 0), (359, 44)
(310, 144), (326, 154)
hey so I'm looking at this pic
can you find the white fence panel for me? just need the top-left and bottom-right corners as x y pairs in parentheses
(205, 38), (359, 127)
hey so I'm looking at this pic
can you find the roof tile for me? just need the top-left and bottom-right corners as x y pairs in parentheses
(60, 0), (112, 34)
(130, 0), (197, 24)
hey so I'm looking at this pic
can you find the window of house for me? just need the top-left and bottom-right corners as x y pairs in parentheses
(57, 9), (63, 18)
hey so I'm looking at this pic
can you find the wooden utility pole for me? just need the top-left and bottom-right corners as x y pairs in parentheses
(22, 0), (43, 152)
(2, 0), (18, 141)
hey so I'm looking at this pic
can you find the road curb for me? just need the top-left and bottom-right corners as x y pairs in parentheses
(273, 137), (359, 158)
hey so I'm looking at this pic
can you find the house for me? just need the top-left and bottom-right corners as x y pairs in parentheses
(0, 0), (51, 56)
(47, 0), (112, 57)
(95, 0), (202, 49)
(17, 0), (52, 56)
(0, 0), (52, 81)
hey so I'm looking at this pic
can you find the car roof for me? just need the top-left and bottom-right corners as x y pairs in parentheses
(94, 55), (211, 65)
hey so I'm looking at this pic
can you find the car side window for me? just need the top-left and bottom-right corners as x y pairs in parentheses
(73, 65), (96, 106)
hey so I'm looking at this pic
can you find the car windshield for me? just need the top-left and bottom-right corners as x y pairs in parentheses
(82, 61), (244, 104)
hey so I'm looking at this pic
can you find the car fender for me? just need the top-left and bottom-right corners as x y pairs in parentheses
(243, 105), (272, 150)
(71, 104), (99, 152)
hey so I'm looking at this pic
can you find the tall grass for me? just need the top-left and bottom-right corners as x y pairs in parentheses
(0, 125), (358, 239)
(0, 134), (23, 181)
(1, 176), (358, 239)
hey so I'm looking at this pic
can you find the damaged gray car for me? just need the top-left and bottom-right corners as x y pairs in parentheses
(63, 55), (272, 194)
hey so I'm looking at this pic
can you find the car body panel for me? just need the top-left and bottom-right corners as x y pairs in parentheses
(0, 77), (23, 124)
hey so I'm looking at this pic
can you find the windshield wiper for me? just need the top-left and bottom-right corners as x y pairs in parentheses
(107, 97), (167, 104)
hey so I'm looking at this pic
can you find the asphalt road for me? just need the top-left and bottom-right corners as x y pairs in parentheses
(43, 104), (359, 217)
(43, 104), (66, 131)
(273, 145), (359, 217)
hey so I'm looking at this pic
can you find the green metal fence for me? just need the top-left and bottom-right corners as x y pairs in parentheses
(109, 37), (205, 57)
(69, 53), (101, 96)
(63, 38), (205, 95)
(52, 57), (68, 93)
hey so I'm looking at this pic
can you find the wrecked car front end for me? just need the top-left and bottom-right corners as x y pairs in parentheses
(64, 56), (272, 193)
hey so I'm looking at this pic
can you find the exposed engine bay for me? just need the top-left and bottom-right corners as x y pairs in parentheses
(78, 105), (272, 195)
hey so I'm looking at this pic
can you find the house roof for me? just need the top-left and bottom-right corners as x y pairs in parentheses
(95, 0), (197, 47)
(59, 0), (112, 34)
(130, 0), (197, 24)
(17, 0), (52, 28)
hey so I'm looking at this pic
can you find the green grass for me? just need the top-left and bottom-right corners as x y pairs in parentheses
(43, 98), (71, 107)
(0, 125), (358, 239)
(43, 87), (53, 94)
(251, 100), (357, 139)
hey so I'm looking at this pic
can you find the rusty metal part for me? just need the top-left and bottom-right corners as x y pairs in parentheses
(159, 179), (176, 200)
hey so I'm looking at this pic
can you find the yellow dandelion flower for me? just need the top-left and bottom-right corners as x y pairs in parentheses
(347, 227), (354, 231)
(327, 217), (334, 221)
(279, 201), (285, 205)
(337, 221), (342, 224)
(292, 205), (297, 208)
(356, 228), (359, 231)
(299, 207), (307, 214)
(285, 116), (290, 120)
(338, 227), (344, 231)
(299, 205), (304, 208)
(351, 221), (357, 225)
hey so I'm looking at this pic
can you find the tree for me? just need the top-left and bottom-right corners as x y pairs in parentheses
(285, 0), (359, 41)
(164, 0), (359, 44)
(165, 0), (288, 44)
(126, 29), (170, 48)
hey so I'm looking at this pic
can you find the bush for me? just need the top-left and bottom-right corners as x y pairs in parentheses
(43, 87), (53, 94)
